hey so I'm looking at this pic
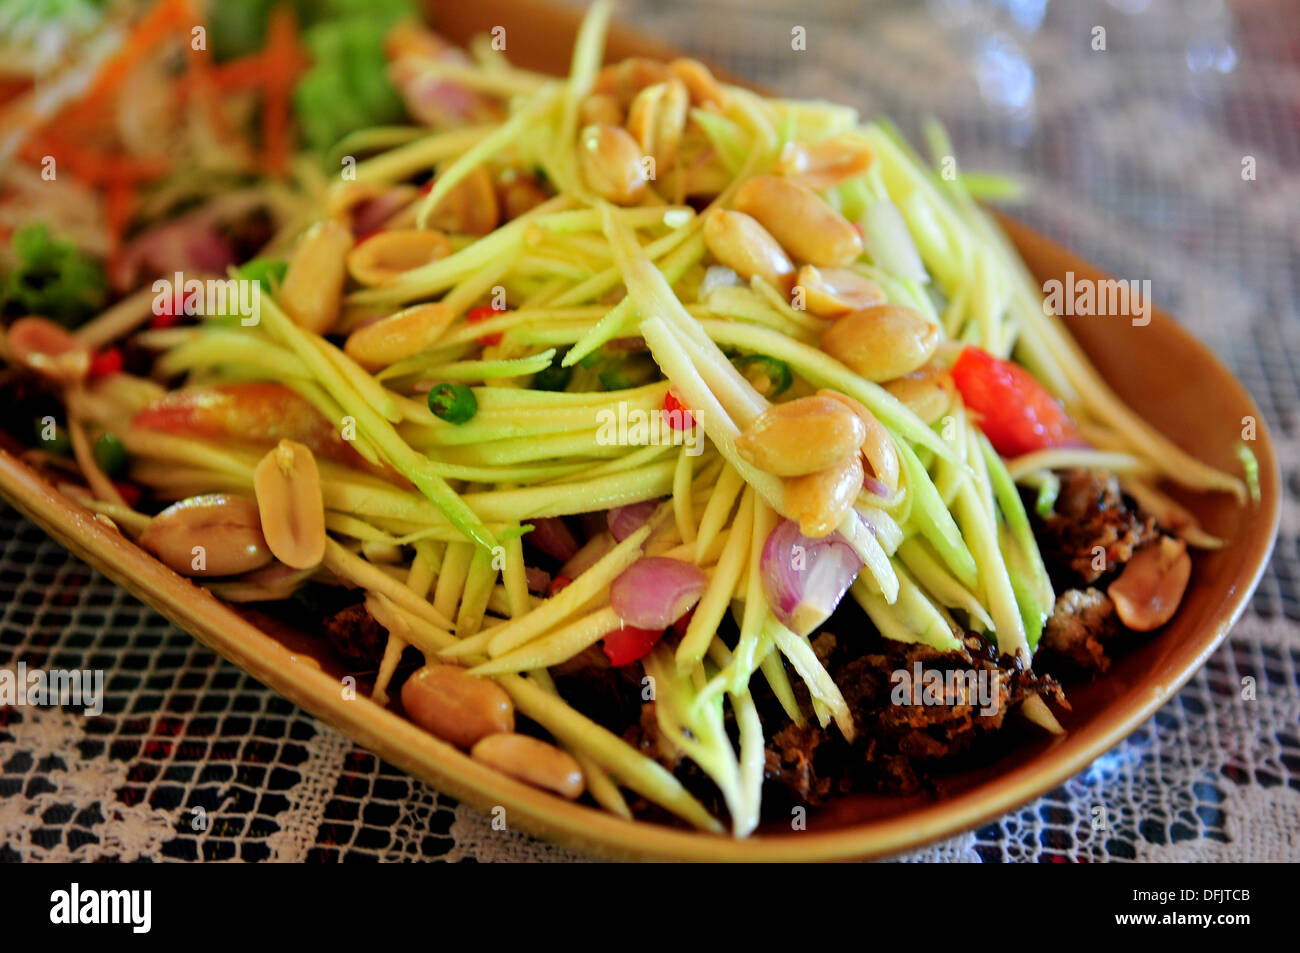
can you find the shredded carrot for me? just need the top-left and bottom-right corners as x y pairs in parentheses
(81, 0), (195, 111)
(181, 14), (247, 157)
(195, 54), (268, 92)
(18, 136), (166, 186)
(260, 5), (304, 176)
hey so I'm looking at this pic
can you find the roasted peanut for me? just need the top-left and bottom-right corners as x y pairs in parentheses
(253, 440), (326, 570)
(592, 57), (672, 108)
(626, 78), (689, 170)
(423, 166), (499, 236)
(703, 209), (796, 294)
(820, 303), (940, 382)
(344, 302), (454, 370)
(775, 134), (875, 190)
(1107, 536), (1191, 632)
(735, 394), (867, 477)
(497, 171), (550, 221)
(401, 664), (514, 748)
(279, 220), (353, 334)
(668, 57), (727, 109)
(784, 453), (864, 538)
(733, 175), (862, 267)
(577, 123), (649, 205)
(139, 494), (273, 577)
(346, 228), (453, 287)
(794, 265), (886, 317)
(470, 732), (585, 800)
(817, 389), (900, 492)
(5, 316), (89, 386)
(883, 364), (956, 424)
(580, 92), (624, 127)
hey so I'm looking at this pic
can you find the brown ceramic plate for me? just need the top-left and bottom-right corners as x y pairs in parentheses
(0, 0), (1280, 861)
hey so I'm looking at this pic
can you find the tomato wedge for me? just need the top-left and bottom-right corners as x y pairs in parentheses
(951, 346), (1082, 457)
(601, 624), (664, 666)
(466, 305), (504, 346)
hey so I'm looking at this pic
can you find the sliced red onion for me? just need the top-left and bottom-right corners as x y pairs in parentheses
(861, 476), (903, 507)
(700, 264), (743, 299)
(859, 199), (928, 285)
(610, 557), (708, 631)
(350, 188), (416, 237)
(114, 218), (236, 290)
(525, 517), (579, 562)
(608, 499), (661, 542)
(559, 531), (615, 579)
(760, 519), (864, 636)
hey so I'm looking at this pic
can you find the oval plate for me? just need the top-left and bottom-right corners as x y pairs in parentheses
(0, 0), (1280, 861)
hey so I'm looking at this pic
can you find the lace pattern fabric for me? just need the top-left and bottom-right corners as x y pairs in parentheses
(1, 0), (1297, 862)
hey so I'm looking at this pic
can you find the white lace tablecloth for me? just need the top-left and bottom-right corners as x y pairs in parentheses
(2, 0), (1297, 862)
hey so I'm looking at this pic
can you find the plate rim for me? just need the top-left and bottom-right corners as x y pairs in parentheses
(0, 214), (1279, 861)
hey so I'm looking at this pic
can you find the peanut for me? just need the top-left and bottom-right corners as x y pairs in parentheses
(784, 454), (864, 538)
(497, 171), (551, 221)
(883, 363), (956, 424)
(703, 209), (795, 294)
(733, 175), (862, 267)
(577, 123), (649, 205)
(735, 394), (867, 477)
(820, 303), (940, 382)
(470, 732), (585, 800)
(279, 220), (353, 334)
(580, 92), (624, 127)
(346, 228), (453, 287)
(1107, 536), (1191, 631)
(592, 57), (672, 108)
(401, 664), (514, 749)
(775, 134), (875, 190)
(668, 58), (727, 109)
(253, 439), (326, 570)
(817, 389), (901, 492)
(626, 78), (689, 171)
(5, 316), (89, 386)
(423, 166), (499, 236)
(139, 494), (273, 577)
(794, 265), (886, 317)
(343, 302), (455, 370)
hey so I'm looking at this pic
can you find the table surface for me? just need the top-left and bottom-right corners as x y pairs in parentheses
(2, 0), (1297, 862)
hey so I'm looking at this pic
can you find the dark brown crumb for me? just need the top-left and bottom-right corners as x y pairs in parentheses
(1039, 587), (1122, 673)
(321, 602), (388, 669)
(762, 634), (1064, 803)
(1034, 469), (1154, 586)
(764, 722), (831, 805)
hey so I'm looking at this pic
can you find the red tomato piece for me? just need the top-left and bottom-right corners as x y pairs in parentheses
(601, 624), (664, 666)
(150, 288), (187, 328)
(670, 603), (696, 638)
(951, 346), (1082, 457)
(662, 387), (695, 431)
(114, 482), (142, 507)
(466, 304), (504, 346)
(88, 348), (123, 380)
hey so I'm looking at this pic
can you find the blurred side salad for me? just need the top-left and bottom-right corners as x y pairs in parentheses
(0, 0), (459, 328)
